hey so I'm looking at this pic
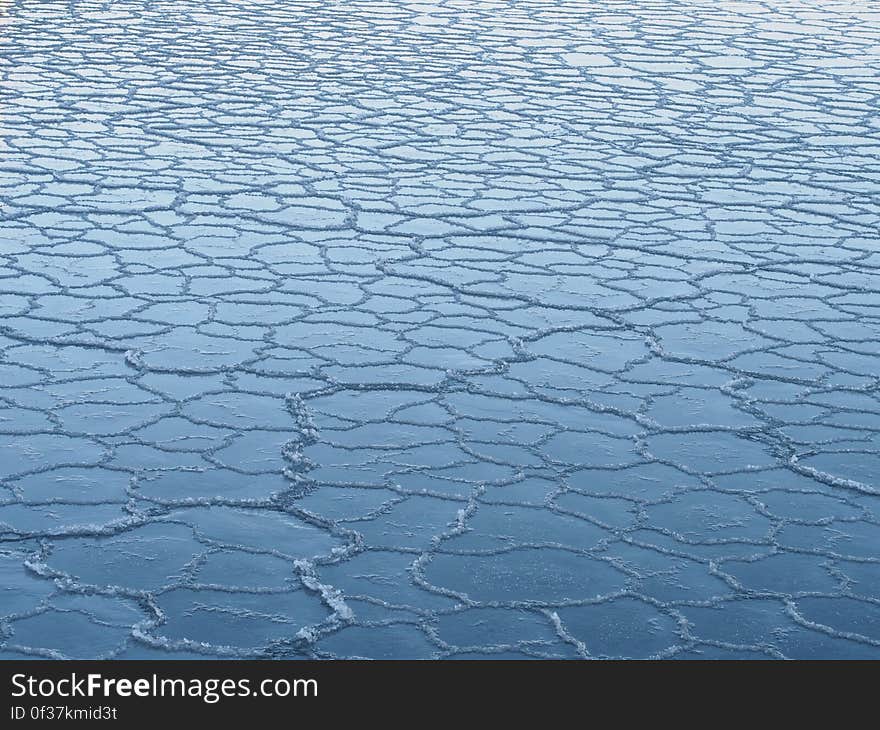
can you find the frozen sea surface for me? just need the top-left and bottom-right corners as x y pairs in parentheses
(1, 0), (880, 659)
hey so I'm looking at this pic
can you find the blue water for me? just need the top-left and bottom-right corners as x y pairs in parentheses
(1, 0), (879, 659)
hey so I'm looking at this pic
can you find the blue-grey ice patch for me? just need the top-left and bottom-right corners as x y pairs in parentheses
(1, 0), (879, 659)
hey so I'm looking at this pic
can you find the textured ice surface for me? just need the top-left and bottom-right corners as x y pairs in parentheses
(1, 0), (879, 659)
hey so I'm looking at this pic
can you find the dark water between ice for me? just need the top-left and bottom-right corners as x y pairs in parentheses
(1, 0), (879, 658)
